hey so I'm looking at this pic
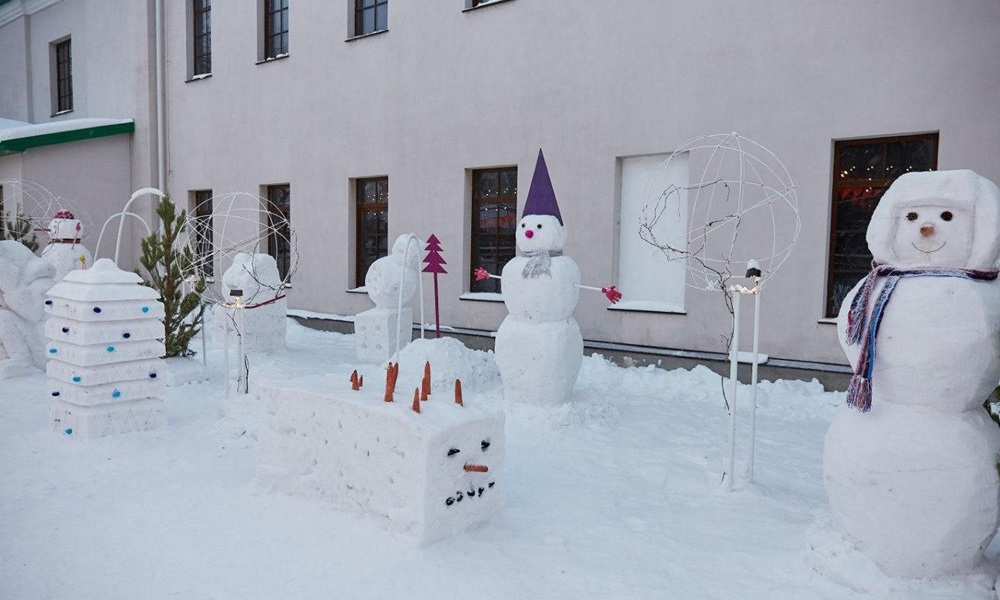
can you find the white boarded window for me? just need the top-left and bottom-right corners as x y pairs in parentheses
(615, 152), (688, 312)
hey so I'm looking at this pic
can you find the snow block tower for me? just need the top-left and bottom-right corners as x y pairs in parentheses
(355, 234), (419, 363)
(213, 252), (287, 354)
(824, 170), (1000, 579)
(257, 371), (504, 544)
(45, 258), (167, 440)
(40, 209), (92, 282)
(495, 150), (583, 405)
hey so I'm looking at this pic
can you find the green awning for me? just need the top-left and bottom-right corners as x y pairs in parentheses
(0, 118), (135, 155)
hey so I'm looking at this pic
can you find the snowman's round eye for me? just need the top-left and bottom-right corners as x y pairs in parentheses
(448, 448), (460, 456)
(906, 212), (918, 221)
(520, 223), (525, 228)
(941, 211), (953, 221)
(536, 224), (542, 229)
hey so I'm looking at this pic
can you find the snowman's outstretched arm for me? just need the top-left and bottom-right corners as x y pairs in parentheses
(578, 283), (622, 304)
(473, 267), (501, 281)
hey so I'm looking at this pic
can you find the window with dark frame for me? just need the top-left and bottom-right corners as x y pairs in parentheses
(55, 39), (73, 113)
(264, 0), (289, 59)
(826, 133), (938, 316)
(470, 167), (517, 294)
(355, 177), (388, 286)
(192, 0), (212, 76)
(192, 190), (214, 277)
(266, 184), (292, 281)
(355, 0), (388, 36)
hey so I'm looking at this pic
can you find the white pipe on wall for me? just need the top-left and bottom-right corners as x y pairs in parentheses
(154, 0), (165, 193)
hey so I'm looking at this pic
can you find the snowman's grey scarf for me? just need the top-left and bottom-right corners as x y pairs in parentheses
(519, 249), (563, 278)
(844, 262), (998, 413)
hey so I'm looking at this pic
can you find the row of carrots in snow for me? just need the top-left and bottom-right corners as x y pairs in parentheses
(349, 361), (464, 413)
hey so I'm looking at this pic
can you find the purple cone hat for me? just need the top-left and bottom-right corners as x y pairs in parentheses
(523, 149), (563, 225)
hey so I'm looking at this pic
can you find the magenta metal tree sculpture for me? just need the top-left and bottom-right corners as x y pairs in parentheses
(422, 234), (447, 338)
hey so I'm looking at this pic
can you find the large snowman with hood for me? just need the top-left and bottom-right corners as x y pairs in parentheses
(823, 169), (1000, 579)
(491, 150), (618, 405)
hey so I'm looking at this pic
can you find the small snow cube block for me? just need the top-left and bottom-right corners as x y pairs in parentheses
(257, 373), (504, 545)
(354, 307), (413, 364)
(50, 398), (166, 440)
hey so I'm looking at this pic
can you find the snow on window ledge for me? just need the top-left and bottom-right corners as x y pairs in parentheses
(255, 54), (289, 66)
(817, 317), (838, 325)
(459, 292), (504, 303)
(462, 0), (515, 12)
(186, 73), (212, 83)
(607, 300), (685, 315)
(347, 286), (368, 294)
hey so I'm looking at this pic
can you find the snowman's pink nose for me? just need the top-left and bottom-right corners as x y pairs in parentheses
(524, 229), (534, 239)
(920, 224), (935, 238)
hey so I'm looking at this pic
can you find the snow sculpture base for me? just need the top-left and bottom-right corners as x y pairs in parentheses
(212, 301), (287, 355)
(824, 403), (1000, 579)
(494, 317), (582, 405)
(257, 374), (504, 545)
(50, 398), (166, 440)
(354, 307), (413, 364)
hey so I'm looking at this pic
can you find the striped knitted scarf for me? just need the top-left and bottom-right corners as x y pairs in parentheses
(844, 262), (999, 412)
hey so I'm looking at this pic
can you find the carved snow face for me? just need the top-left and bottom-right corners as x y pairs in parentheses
(890, 204), (973, 267)
(516, 214), (566, 254)
(429, 418), (504, 513)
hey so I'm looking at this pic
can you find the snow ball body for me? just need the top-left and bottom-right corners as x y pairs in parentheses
(365, 234), (419, 309)
(214, 253), (287, 354)
(824, 170), (1000, 579)
(494, 318), (582, 405)
(501, 215), (580, 323)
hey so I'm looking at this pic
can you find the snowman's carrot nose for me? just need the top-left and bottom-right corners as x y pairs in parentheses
(464, 464), (489, 473)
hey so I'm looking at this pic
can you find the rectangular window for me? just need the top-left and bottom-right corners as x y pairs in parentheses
(192, 0), (212, 76)
(615, 153), (687, 312)
(54, 39), (73, 113)
(264, 0), (289, 58)
(826, 132), (938, 316)
(354, 0), (388, 36)
(266, 184), (292, 281)
(470, 167), (517, 294)
(191, 190), (214, 277)
(356, 177), (389, 286)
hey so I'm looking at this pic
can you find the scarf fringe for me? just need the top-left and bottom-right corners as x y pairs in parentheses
(845, 375), (872, 413)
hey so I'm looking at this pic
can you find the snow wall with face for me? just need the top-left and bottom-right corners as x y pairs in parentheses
(45, 258), (166, 440)
(824, 169), (1000, 579)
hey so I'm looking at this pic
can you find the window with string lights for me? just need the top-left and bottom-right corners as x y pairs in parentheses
(470, 167), (517, 294)
(826, 132), (938, 316)
(266, 184), (292, 281)
(355, 177), (388, 287)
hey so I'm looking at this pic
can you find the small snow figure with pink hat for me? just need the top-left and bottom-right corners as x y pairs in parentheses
(476, 150), (620, 405)
(40, 209), (92, 282)
(823, 170), (1000, 579)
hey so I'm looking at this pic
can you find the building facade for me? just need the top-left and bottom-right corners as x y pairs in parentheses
(2, 0), (999, 367)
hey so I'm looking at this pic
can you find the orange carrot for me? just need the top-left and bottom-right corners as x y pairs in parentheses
(412, 388), (421, 413)
(455, 379), (463, 406)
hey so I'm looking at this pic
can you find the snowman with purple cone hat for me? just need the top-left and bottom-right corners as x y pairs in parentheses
(477, 150), (621, 405)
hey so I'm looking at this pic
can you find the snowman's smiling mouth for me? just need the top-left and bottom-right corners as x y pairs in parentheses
(445, 481), (495, 506)
(912, 241), (946, 255)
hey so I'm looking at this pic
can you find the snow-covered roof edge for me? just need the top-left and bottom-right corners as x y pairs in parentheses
(0, 118), (134, 155)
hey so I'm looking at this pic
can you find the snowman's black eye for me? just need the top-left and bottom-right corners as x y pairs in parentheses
(448, 448), (460, 456)
(941, 211), (953, 221)
(520, 223), (525, 228)
(481, 440), (490, 451)
(536, 223), (542, 229)
(906, 212), (918, 221)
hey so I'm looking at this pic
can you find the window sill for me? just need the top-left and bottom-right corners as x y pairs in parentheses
(606, 300), (686, 315)
(186, 73), (212, 83)
(347, 286), (368, 294)
(51, 109), (74, 118)
(256, 54), (289, 65)
(345, 29), (389, 43)
(817, 317), (838, 325)
(462, 0), (515, 13)
(459, 292), (505, 303)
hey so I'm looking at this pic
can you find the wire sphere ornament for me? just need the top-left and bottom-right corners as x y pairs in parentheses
(0, 179), (93, 250)
(638, 132), (800, 292)
(183, 191), (298, 307)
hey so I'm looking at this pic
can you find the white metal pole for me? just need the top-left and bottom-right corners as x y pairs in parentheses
(201, 305), (207, 367)
(748, 286), (762, 482)
(237, 305), (246, 394)
(727, 290), (742, 492)
(223, 307), (230, 400)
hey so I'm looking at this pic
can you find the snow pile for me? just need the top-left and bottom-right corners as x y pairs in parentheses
(396, 336), (500, 392)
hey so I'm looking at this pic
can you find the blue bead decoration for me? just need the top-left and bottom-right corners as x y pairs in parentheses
(44, 299), (52, 305)
(106, 346), (115, 353)
(49, 348), (57, 354)
(112, 389), (121, 398)
(149, 372), (157, 378)
(65, 428), (73, 435)
(141, 306), (149, 313)
(61, 326), (69, 333)
(52, 391), (60, 397)
(72, 376), (81, 383)
(122, 332), (131, 339)
(93, 306), (102, 313)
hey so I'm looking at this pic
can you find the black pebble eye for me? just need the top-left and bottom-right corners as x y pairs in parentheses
(448, 448), (460, 456)
(941, 211), (953, 221)
(906, 212), (918, 221)
(536, 223), (542, 229)
(481, 440), (490, 451)
(520, 223), (525, 228)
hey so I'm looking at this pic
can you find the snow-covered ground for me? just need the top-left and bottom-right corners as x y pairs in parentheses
(2, 320), (997, 599)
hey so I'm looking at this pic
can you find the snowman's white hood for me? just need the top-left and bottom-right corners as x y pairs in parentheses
(867, 170), (1000, 270)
